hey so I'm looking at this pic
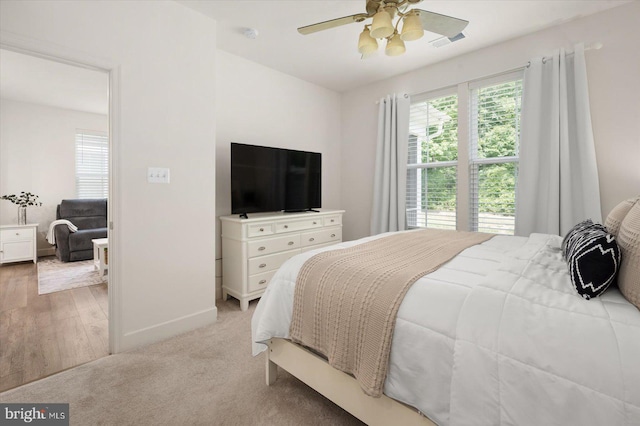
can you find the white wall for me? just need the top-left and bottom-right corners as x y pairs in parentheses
(0, 0), (217, 351)
(0, 99), (108, 255)
(215, 51), (342, 297)
(341, 2), (640, 241)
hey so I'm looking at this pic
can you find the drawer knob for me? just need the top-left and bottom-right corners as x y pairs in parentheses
(259, 279), (267, 285)
(259, 228), (264, 232)
(309, 237), (315, 242)
(284, 225), (288, 229)
(331, 219), (335, 222)
(258, 246), (266, 251)
(331, 234), (336, 238)
(288, 241), (294, 246)
(16, 232), (20, 235)
(259, 263), (266, 268)
(313, 221), (317, 225)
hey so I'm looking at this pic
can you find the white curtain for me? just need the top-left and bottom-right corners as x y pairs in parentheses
(370, 93), (410, 235)
(515, 43), (601, 237)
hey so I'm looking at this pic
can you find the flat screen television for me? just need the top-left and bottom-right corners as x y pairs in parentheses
(231, 143), (321, 216)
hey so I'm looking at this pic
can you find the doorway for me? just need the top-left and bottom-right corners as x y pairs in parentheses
(0, 48), (112, 391)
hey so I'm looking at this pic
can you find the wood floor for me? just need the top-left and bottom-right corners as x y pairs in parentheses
(0, 261), (108, 392)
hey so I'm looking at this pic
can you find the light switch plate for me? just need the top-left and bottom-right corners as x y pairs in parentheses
(148, 167), (170, 184)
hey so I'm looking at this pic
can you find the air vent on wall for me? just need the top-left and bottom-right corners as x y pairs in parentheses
(430, 31), (466, 48)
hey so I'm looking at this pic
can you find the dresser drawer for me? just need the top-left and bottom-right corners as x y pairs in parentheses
(248, 270), (277, 293)
(248, 234), (301, 258)
(1, 228), (34, 242)
(248, 249), (300, 275)
(275, 217), (323, 234)
(300, 227), (342, 247)
(247, 222), (274, 238)
(323, 215), (342, 226)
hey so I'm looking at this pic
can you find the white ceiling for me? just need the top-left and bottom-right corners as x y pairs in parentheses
(0, 1), (628, 111)
(180, 0), (629, 92)
(0, 49), (109, 115)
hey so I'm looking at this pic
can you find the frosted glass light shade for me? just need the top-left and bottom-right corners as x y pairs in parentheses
(400, 12), (424, 41)
(385, 33), (406, 56)
(370, 10), (394, 39)
(357, 28), (378, 54)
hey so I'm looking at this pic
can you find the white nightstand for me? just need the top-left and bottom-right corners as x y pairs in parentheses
(0, 224), (38, 264)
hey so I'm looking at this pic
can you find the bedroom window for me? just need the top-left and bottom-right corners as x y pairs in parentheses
(406, 71), (523, 234)
(75, 130), (109, 199)
(469, 76), (522, 234)
(406, 91), (458, 229)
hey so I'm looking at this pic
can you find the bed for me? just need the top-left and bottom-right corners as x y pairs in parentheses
(252, 203), (640, 425)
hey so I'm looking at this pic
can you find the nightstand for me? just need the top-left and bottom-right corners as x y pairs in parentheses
(0, 224), (38, 264)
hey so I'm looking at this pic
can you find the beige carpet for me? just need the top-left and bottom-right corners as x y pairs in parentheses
(37, 256), (105, 295)
(0, 300), (364, 426)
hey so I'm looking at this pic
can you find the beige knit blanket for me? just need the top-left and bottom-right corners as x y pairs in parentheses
(289, 229), (493, 397)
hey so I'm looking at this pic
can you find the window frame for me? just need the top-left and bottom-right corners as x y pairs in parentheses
(75, 129), (109, 199)
(406, 70), (524, 234)
(406, 87), (459, 230)
(468, 71), (523, 234)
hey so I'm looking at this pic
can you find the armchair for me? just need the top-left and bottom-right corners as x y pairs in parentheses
(54, 199), (107, 262)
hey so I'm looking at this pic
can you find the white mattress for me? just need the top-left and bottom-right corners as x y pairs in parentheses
(252, 231), (640, 425)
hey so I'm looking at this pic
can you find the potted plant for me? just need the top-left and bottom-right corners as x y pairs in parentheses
(1, 192), (42, 225)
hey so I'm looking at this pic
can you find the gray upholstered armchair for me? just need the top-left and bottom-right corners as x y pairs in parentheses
(54, 199), (107, 262)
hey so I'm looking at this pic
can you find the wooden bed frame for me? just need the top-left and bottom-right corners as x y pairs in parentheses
(266, 338), (436, 426)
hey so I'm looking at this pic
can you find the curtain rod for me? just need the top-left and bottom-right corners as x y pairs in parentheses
(470, 41), (604, 82)
(375, 93), (409, 105)
(527, 41), (603, 67)
(374, 42), (603, 104)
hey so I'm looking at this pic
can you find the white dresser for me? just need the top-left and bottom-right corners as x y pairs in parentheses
(0, 224), (38, 264)
(220, 209), (345, 311)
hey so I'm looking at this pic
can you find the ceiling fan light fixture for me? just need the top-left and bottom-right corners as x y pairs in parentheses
(400, 11), (424, 42)
(357, 27), (378, 55)
(370, 10), (394, 39)
(385, 33), (406, 56)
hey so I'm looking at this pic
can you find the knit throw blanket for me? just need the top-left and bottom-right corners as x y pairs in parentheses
(289, 229), (493, 397)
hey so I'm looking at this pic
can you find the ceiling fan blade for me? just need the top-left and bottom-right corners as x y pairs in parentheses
(298, 14), (369, 35)
(415, 9), (469, 38)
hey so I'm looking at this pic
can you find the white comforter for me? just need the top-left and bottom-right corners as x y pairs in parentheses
(252, 232), (640, 426)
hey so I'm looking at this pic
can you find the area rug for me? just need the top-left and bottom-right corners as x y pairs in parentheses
(37, 256), (105, 295)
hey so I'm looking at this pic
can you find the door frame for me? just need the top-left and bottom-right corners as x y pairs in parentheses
(1, 31), (122, 353)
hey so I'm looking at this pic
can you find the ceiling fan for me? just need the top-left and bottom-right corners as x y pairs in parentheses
(297, 0), (469, 57)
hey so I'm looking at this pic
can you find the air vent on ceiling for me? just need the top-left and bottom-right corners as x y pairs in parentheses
(430, 31), (467, 48)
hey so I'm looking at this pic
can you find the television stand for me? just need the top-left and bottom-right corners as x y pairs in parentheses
(219, 209), (345, 311)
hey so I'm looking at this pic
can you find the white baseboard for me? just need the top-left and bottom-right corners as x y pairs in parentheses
(119, 306), (218, 352)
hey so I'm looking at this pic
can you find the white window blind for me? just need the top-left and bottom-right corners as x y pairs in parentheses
(406, 93), (458, 229)
(469, 77), (523, 234)
(76, 131), (108, 199)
